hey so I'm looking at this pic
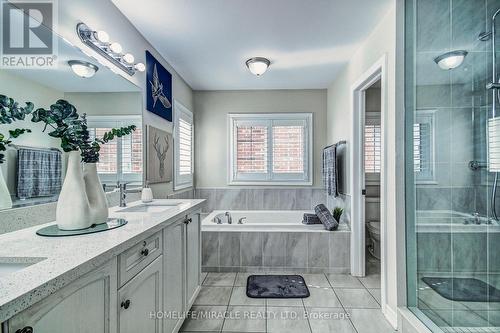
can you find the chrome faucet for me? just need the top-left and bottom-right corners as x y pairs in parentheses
(238, 217), (247, 224)
(473, 212), (481, 225)
(118, 182), (142, 207)
(225, 212), (232, 224)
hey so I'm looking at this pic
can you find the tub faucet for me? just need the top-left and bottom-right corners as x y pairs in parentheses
(238, 217), (247, 224)
(473, 212), (481, 225)
(225, 212), (232, 224)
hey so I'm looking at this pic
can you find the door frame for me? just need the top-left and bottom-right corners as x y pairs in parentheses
(350, 54), (387, 312)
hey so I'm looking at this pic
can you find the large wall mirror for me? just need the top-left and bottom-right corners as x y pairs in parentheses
(0, 32), (143, 210)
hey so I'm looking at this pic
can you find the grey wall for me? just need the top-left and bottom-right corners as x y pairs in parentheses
(193, 89), (327, 188)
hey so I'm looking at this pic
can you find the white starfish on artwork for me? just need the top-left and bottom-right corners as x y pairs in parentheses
(149, 63), (172, 109)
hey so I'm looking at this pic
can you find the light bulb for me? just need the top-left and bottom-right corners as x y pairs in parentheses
(135, 63), (146, 72)
(94, 30), (109, 43)
(109, 42), (122, 54)
(123, 53), (135, 64)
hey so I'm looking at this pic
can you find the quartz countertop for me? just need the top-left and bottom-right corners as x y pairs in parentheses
(0, 199), (205, 322)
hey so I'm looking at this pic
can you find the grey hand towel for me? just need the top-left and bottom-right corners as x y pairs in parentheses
(323, 145), (338, 197)
(17, 148), (62, 199)
(314, 204), (339, 231)
(302, 213), (321, 225)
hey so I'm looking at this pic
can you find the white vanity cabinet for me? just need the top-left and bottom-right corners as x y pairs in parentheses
(1, 208), (203, 333)
(6, 259), (118, 333)
(118, 256), (163, 333)
(185, 212), (201, 307)
(163, 211), (201, 333)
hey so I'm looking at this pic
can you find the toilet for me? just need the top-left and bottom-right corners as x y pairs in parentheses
(366, 221), (380, 260)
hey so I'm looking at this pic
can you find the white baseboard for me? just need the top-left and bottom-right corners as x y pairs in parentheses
(383, 304), (399, 329)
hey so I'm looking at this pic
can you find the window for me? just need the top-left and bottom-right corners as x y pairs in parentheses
(414, 110), (435, 182)
(364, 124), (381, 173)
(87, 116), (143, 184)
(229, 113), (312, 185)
(174, 101), (194, 189)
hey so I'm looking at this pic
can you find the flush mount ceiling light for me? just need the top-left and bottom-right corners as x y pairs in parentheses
(434, 50), (468, 70)
(76, 22), (145, 76)
(68, 60), (99, 78)
(246, 57), (271, 76)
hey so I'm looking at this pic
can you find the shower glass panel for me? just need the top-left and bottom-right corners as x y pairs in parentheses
(406, 0), (500, 331)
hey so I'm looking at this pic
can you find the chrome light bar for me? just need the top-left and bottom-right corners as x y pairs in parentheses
(76, 22), (145, 76)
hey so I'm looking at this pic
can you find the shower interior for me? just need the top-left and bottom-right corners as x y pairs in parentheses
(407, 0), (500, 331)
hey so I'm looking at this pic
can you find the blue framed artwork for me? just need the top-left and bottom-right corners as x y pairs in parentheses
(146, 50), (173, 122)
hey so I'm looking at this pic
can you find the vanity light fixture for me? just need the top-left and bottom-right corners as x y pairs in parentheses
(434, 50), (468, 70)
(76, 22), (145, 76)
(68, 60), (99, 78)
(246, 57), (271, 76)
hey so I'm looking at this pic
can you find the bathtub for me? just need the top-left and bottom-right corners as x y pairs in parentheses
(203, 210), (349, 232)
(201, 210), (350, 274)
(416, 210), (500, 233)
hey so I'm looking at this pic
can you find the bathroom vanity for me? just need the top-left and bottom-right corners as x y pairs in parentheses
(0, 199), (204, 333)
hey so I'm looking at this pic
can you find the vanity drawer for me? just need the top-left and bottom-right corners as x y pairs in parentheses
(119, 232), (163, 286)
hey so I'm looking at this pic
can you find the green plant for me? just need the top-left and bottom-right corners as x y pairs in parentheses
(0, 95), (35, 164)
(0, 129), (32, 164)
(332, 207), (344, 222)
(31, 99), (88, 152)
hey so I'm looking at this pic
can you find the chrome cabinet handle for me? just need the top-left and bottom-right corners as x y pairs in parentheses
(121, 299), (131, 309)
(16, 327), (33, 333)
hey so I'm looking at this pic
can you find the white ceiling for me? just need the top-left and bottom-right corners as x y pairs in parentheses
(112, 0), (393, 90)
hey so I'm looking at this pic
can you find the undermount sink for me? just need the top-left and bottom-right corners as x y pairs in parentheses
(117, 202), (180, 213)
(0, 258), (45, 278)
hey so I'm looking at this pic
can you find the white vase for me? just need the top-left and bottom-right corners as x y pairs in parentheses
(56, 151), (92, 230)
(0, 168), (12, 210)
(83, 163), (108, 225)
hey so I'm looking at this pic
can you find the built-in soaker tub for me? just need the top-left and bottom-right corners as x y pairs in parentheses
(201, 210), (350, 273)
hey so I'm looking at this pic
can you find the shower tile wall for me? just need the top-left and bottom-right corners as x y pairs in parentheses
(410, 0), (500, 329)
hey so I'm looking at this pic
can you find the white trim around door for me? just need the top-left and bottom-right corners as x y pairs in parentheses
(350, 54), (389, 321)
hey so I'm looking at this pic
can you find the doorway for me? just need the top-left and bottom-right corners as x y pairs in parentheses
(349, 55), (387, 318)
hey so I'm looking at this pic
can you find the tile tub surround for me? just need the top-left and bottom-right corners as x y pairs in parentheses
(0, 199), (204, 322)
(202, 230), (350, 273)
(0, 187), (194, 235)
(195, 187), (351, 225)
(180, 271), (394, 333)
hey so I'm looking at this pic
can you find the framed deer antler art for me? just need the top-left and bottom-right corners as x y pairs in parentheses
(146, 125), (173, 183)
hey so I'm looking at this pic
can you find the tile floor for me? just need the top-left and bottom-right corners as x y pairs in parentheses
(180, 269), (396, 333)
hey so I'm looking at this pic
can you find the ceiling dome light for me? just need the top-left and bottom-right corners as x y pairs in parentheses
(434, 50), (468, 70)
(135, 63), (146, 72)
(123, 53), (135, 64)
(109, 42), (123, 54)
(94, 30), (109, 44)
(68, 60), (99, 78)
(246, 57), (271, 76)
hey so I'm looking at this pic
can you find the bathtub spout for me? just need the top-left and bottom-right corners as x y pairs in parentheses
(225, 212), (232, 224)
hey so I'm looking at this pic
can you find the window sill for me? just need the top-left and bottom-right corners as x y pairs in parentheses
(228, 180), (313, 186)
(174, 182), (193, 191)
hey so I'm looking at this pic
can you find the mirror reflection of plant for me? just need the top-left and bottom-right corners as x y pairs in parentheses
(31, 99), (89, 153)
(80, 115), (137, 163)
(0, 95), (35, 164)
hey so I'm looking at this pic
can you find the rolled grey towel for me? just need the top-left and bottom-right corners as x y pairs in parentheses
(302, 213), (321, 225)
(314, 204), (339, 231)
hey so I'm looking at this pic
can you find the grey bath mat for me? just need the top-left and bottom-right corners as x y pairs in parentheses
(422, 277), (500, 302)
(246, 275), (310, 298)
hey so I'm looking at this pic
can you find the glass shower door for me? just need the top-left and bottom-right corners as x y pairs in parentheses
(405, 0), (500, 331)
